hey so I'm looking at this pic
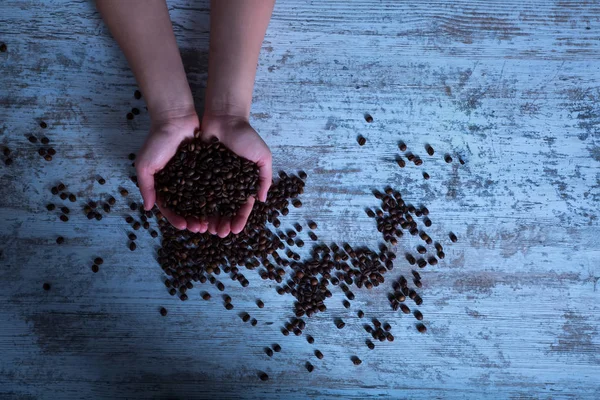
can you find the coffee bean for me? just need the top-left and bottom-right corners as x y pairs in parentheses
(130, 202), (138, 211)
(398, 142), (407, 151)
(129, 242), (136, 251)
(406, 153), (415, 162)
(256, 299), (264, 308)
(351, 356), (362, 365)
(120, 189), (129, 197)
(43, 282), (50, 291)
(259, 372), (269, 381)
(59, 215), (68, 222)
(0, 43), (6, 52)
(417, 258), (427, 268)
(265, 347), (273, 357)
(133, 222), (141, 230)
(308, 221), (317, 230)
(423, 218), (432, 227)
(445, 154), (453, 163)
(56, 236), (64, 244)
(251, 318), (257, 326)
(91, 264), (99, 273)
(94, 257), (104, 265)
(143, 221), (150, 230)
(40, 121), (47, 129)
(356, 310), (365, 318)
(95, 213), (102, 221)
(281, 328), (289, 336)
(47, 148), (56, 156)
(292, 199), (302, 208)
(449, 232), (458, 242)
(4, 157), (12, 165)
(86, 212), (94, 219)
(414, 310), (423, 320)
(315, 350), (324, 359)
(169, 288), (176, 296)
(68, 194), (76, 202)
(38, 148), (46, 156)
(28, 135), (37, 143)
(126, 112), (134, 120)
(416, 245), (427, 254)
(98, 177), (106, 185)
(46, 203), (55, 211)
(459, 156), (465, 165)
(134, 90), (142, 99)
(150, 230), (158, 238)
(357, 136), (367, 146)
(423, 172), (430, 180)
(425, 144), (434, 156)
(41, 137), (49, 145)
(225, 303), (234, 310)
(409, 228), (418, 236)
(2, 147), (10, 156)
(180, 294), (188, 301)
(400, 304), (410, 314)
(131, 108), (140, 116)
(242, 313), (250, 322)
(273, 344), (281, 352)
(397, 157), (406, 168)
(305, 362), (314, 372)
(414, 158), (423, 166)
(59, 193), (68, 201)
(160, 307), (168, 316)
(336, 320), (345, 329)
(417, 323), (427, 333)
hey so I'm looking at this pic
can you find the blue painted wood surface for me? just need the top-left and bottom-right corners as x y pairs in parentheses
(0, 0), (599, 399)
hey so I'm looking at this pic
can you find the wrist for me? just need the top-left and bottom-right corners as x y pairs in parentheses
(150, 104), (198, 128)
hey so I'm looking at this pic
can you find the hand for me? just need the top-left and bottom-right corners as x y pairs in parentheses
(136, 110), (206, 232)
(200, 113), (273, 237)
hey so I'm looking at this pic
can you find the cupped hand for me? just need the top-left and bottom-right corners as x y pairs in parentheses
(200, 113), (273, 237)
(135, 111), (204, 232)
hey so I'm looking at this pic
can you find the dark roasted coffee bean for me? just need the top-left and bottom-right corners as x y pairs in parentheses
(225, 303), (234, 310)
(107, 196), (116, 206)
(97, 177), (106, 185)
(336, 320), (345, 329)
(3, 157), (11, 165)
(133, 222), (141, 230)
(414, 279), (422, 288)
(59, 193), (68, 200)
(423, 172), (430, 180)
(417, 323), (427, 333)
(94, 257), (104, 265)
(95, 213), (102, 221)
(397, 157), (406, 168)
(131, 108), (140, 115)
(265, 347), (273, 357)
(150, 230), (158, 238)
(281, 328), (289, 336)
(357, 310), (364, 318)
(398, 142), (407, 151)
(414, 310), (423, 320)
(445, 154), (453, 163)
(366, 340), (375, 350)
(46, 203), (55, 211)
(416, 245), (426, 254)
(120, 189), (129, 197)
(425, 144), (434, 156)
(414, 158), (423, 166)
(47, 148), (56, 156)
(272, 344), (281, 352)
(180, 294), (188, 301)
(91, 264), (99, 273)
(125, 216), (133, 223)
(410, 228), (418, 236)
(56, 236), (64, 244)
(102, 204), (110, 213)
(259, 372), (269, 381)
(38, 148), (46, 157)
(417, 258), (427, 268)
(428, 256), (438, 266)
(41, 137), (49, 145)
(242, 313), (251, 322)
(459, 156), (465, 165)
(256, 299), (264, 308)
(134, 90), (142, 99)
(424, 217), (432, 227)
(357, 136), (367, 146)
(449, 232), (458, 242)
(406, 253), (416, 265)
(400, 304), (410, 314)
(28, 135), (38, 143)
(0, 43), (7, 52)
(126, 112), (134, 120)
(43, 283), (51, 291)
(406, 153), (415, 161)
(59, 215), (68, 222)
(129, 242), (136, 251)
(305, 362), (314, 372)
(251, 318), (257, 326)
(364, 114), (373, 123)
(352, 356), (362, 365)
(86, 212), (95, 220)
(130, 202), (137, 211)
(160, 307), (168, 316)
(315, 350), (324, 359)
(68, 194), (76, 202)
(51, 187), (59, 195)
(308, 221), (317, 230)
(383, 323), (391, 332)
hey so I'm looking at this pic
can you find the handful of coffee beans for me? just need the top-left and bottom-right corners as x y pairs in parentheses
(155, 133), (259, 218)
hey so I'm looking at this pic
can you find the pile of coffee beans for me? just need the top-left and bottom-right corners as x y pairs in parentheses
(155, 133), (259, 219)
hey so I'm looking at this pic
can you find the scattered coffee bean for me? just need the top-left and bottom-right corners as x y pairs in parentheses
(46, 203), (55, 211)
(414, 158), (423, 166)
(423, 172), (430, 180)
(265, 347), (273, 357)
(38, 148), (46, 156)
(225, 303), (234, 310)
(95, 213), (102, 221)
(351, 356), (362, 365)
(305, 362), (314, 372)
(336, 320), (345, 329)
(131, 108), (140, 116)
(315, 350), (324, 359)
(68, 194), (76, 202)
(0, 43), (6, 52)
(126, 112), (134, 120)
(256, 299), (264, 308)
(98, 177), (106, 185)
(398, 142), (407, 151)
(56, 236), (64, 245)
(251, 318), (257, 326)
(5, 158), (13, 166)
(91, 264), (99, 273)
(400, 304), (410, 314)
(444, 154), (453, 163)
(134, 90), (142, 99)
(308, 221), (317, 230)
(28, 136), (37, 143)
(133, 222), (141, 230)
(273, 344), (281, 352)
(59, 215), (68, 222)
(425, 144), (434, 156)
(129, 242), (136, 251)
(40, 121), (47, 129)
(47, 148), (56, 156)
(43, 282), (50, 291)
(259, 372), (269, 381)
(41, 137), (49, 145)
(416, 245), (427, 254)
(417, 323), (427, 333)
(2, 147), (10, 156)
(449, 232), (458, 242)
(160, 307), (168, 316)
(397, 157), (406, 168)
(364, 113), (373, 123)
(357, 136), (367, 146)
(357, 310), (364, 318)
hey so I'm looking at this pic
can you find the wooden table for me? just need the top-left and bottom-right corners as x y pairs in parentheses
(1, 0), (599, 398)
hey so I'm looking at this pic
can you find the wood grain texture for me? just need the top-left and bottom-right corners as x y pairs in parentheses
(1, 0), (599, 399)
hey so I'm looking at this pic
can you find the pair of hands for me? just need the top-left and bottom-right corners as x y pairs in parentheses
(135, 112), (272, 237)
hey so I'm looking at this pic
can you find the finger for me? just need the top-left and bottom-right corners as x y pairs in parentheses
(157, 202), (187, 230)
(217, 217), (231, 238)
(207, 215), (220, 235)
(136, 165), (157, 211)
(198, 221), (209, 233)
(231, 196), (255, 234)
(257, 156), (272, 202)
(186, 217), (203, 233)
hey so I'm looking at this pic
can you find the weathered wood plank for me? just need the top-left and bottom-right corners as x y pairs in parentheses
(0, 0), (599, 399)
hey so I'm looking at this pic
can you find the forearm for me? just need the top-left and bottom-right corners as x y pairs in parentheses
(96, 0), (194, 123)
(204, 0), (275, 120)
